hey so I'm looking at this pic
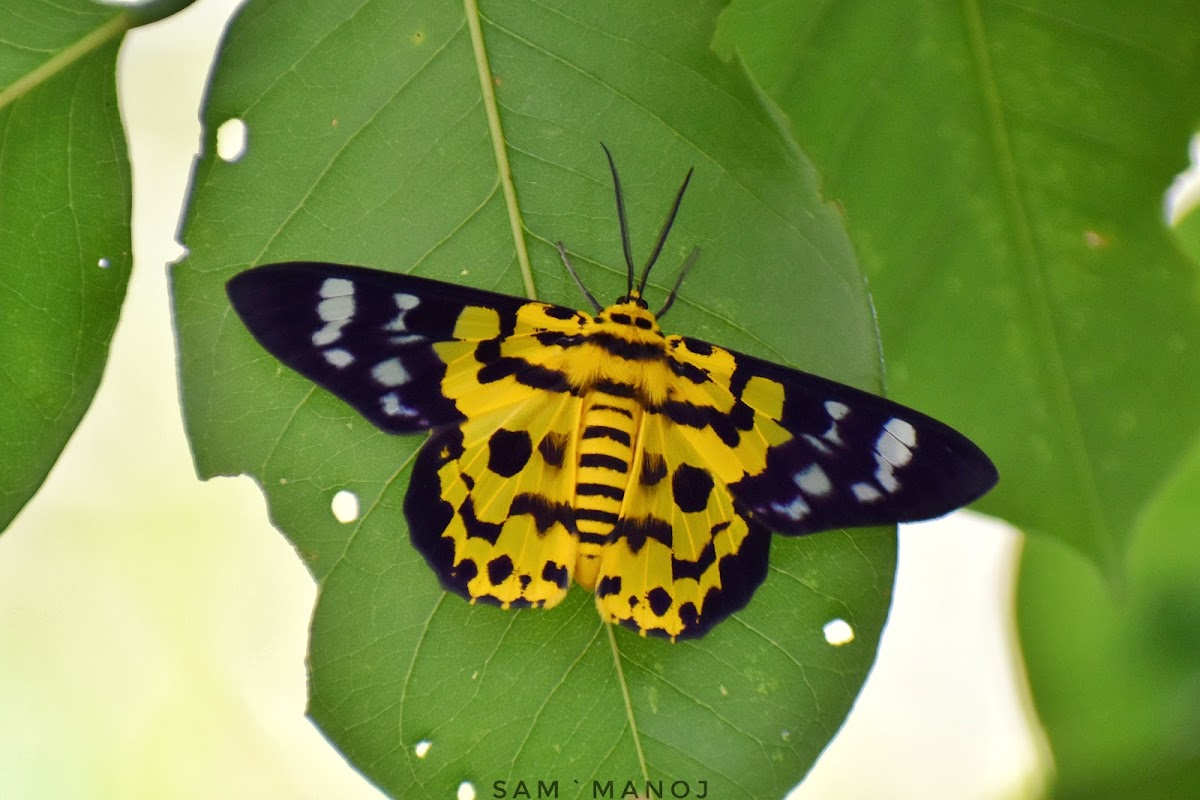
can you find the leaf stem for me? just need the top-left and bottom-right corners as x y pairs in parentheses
(464, 0), (537, 299)
(0, 14), (129, 112)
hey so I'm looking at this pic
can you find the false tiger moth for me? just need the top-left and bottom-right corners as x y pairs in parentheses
(227, 149), (997, 641)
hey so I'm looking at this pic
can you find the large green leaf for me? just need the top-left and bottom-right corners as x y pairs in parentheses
(1012, 191), (1200, 800)
(0, 0), (191, 533)
(1017, 436), (1200, 799)
(714, 0), (1200, 580)
(174, 0), (896, 797)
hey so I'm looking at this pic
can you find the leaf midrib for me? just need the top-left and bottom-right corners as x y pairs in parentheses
(0, 13), (128, 111)
(960, 0), (1115, 573)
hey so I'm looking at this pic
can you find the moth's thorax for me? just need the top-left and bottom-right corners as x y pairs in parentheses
(563, 296), (678, 406)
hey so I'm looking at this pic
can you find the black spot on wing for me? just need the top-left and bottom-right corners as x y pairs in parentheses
(474, 338), (500, 363)
(487, 428), (532, 477)
(639, 452), (667, 486)
(596, 575), (622, 598)
(537, 432), (568, 467)
(668, 357), (709, 384)
(647, 587), (672, 616)
(672, 464), (713, 513)
(679, 337), (712, 357)
(487, 554), (514, 584)
(541, 561), (570, 589)
(544, 305), (584, 321)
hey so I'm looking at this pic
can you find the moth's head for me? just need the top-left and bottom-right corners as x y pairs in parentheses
(597, 295), (662, 334)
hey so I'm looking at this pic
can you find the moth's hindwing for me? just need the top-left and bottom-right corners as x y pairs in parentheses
(406, 393), (583, 610)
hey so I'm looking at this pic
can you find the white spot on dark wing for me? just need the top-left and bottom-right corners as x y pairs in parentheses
(794, 464), (832, 497)
(323, 348), (354, 368)
(852, 482), (882, 503)
(824, 400), (850, 420)
(384, 292), (421, 331)
(822, 422), (843, 446)
(389, 333), (425, 346)
(875, 461), (900, 493)
(873, 418), (917, 493)
(320, 278), (354, 300)
(803, 433), (833, 454)
(877, 417), (917, 470)
(380, 392), (417, 418)
(313, 278), (355, 346)
(770, 496), (810, 521)
(371, 357), (410, 387)
(885, 417), (917, 447)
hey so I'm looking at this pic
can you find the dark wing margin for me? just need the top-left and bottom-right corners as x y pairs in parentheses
(672, 336), (998, 536)
(225, 262), (580, 434)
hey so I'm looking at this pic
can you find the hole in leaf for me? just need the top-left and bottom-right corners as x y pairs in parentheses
(216, 118), (248, 162)
(414, 740), (432, 759)
(331, 490), (359, 523)
(97, 257), (111, 269)
(457, 781), (476, 800)
(1166, 132), (1200, 223)
(823, 618), (854, 646)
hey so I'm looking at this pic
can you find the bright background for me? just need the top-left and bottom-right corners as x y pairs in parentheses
(0, 1), (1043, 797)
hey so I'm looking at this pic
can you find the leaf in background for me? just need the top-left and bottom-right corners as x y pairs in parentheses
(1017, 430), (1200, 799)
(174, 0), (898, 796)
(714, 0), (1200, 580)
(0, 0), (192, 533)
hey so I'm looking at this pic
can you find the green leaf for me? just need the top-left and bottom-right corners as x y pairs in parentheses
(0, 0), (139, 532)
(174, 0), (895, 796)
(1017, 432), (1200, 799)
(713, 0), (1200, 580)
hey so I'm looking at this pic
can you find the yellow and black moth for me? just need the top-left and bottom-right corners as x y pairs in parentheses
(227, 149), (997, 641)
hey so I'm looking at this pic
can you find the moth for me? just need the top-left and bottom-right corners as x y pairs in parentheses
(227, 148), (997, 641)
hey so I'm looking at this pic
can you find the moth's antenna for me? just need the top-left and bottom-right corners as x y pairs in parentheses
(556, 241), (603, 312)
(600, 143), (636, 297)
(656, 247), (700, 319)
(636, 166), (694, 296)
